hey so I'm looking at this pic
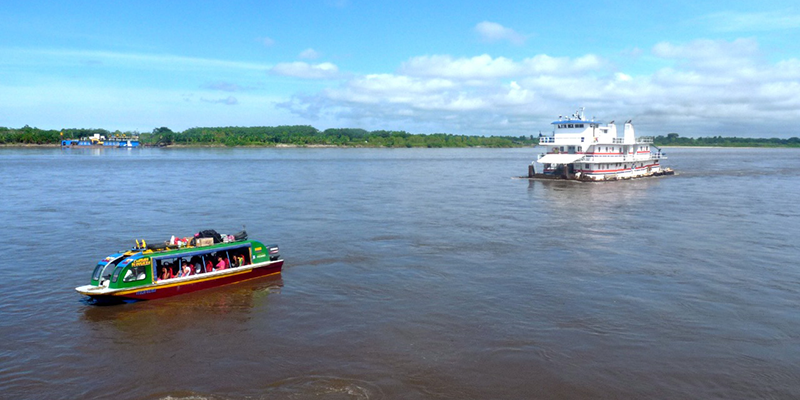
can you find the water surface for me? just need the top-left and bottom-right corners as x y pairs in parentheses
(0, 147), (798, 399)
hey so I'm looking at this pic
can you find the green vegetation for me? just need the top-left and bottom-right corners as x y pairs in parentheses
(2, 125), (799, 148)
(1, 125), (537, 148)
(654, 133), (800, 147)
(0, 126), (136, 145)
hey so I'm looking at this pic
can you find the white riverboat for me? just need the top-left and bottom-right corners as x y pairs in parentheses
(529, 108), (672, 181)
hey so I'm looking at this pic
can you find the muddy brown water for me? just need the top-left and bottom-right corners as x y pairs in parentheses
(0, 147), (798, 399)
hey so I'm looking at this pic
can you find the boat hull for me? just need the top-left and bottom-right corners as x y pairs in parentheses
(77, 259), (283, 302)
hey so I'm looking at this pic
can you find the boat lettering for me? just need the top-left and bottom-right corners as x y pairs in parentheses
(135, 289), (156, 295)
(132, 258), (151, 267)
(254, 247), (262, 251)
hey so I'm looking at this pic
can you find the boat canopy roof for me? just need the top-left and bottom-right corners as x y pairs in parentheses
(537, 153), (584, 164)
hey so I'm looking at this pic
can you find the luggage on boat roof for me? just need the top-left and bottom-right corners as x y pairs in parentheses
(197, 229), (223, 244)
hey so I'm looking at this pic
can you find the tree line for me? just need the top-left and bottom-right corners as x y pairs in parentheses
(1, 125), (798, 148)
(1, 125), (536, 147)
(653, 133), (800, 147)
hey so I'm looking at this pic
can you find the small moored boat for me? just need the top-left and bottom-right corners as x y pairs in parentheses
(75, 230), (283, 303)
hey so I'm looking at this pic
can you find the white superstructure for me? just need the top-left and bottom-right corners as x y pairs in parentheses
(531, 108), (666, 181)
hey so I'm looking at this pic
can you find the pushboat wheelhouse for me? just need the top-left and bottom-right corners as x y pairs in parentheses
(76, 232), (282, 303)
(529, 108), (672, 181)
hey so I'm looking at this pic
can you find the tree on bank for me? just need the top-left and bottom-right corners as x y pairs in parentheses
(2, 125), (798, 148)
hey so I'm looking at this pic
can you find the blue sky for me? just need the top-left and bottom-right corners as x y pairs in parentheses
(1, 0), (799, 137)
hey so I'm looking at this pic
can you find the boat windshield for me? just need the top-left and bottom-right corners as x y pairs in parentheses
(93, 256), (125, 282)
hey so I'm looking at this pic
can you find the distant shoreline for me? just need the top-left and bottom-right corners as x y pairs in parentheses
(2, 143), (799, 149)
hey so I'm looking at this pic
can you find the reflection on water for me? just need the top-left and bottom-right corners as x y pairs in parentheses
(81, 276), (284, 324)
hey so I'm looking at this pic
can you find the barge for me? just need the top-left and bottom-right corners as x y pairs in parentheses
(75, 230), (282, 303)
(528, 108), (673, 181)
(61, 133), (140, 148)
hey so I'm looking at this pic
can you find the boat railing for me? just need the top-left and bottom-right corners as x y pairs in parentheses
(539, 135), (586, 145)
(637, 137), (654, 143)
(582, 153), (666, 162)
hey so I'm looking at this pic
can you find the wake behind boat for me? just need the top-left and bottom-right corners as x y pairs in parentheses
(75, 229), (283, 303)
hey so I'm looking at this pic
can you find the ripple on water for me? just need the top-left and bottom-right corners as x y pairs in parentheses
(153, 376), (382, 400)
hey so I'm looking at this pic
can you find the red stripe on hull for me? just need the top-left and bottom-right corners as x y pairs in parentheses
(91, 261), (283, 302)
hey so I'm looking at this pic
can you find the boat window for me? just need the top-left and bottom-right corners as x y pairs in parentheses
(155, 258), (181, 280)
(123, 265), (147, 282)
(96, 256), (125, 282)
(568, 124), (573, 128)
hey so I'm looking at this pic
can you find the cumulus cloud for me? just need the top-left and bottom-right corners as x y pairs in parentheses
(474, 21), (526, 45)
(401, 54), (604, 79)
(299, 48), (321, 59)
(277, 38), (800, 136)
(270, 62), (340, 79)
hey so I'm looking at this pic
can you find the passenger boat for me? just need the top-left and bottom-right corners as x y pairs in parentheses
(529, 108), (673, 181)
(75, 230), (283, 303)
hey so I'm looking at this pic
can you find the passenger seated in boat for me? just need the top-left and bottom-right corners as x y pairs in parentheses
(179, 263), (192, 277)
(169, 264), (179, 278)
(205, 258), (213, 273)
(159, 266), (171, 281)
(191, 256), (202, 274)
(215, 256), (227, 271)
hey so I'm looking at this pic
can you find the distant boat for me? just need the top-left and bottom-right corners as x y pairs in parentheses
(75, 230), (283, 303)
(61, 133), (140, 148)
(529, 108), (673, 181)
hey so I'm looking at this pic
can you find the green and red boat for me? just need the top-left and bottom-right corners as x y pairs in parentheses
(76, 230), (283, 303)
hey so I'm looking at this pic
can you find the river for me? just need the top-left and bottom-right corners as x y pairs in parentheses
(0, 147), (798, 399)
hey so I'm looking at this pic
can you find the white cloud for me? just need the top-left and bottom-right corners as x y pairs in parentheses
(270, 62), (340, 79)
(474, 21), (526, 45)
(279, 39), (800, 136)
(401, 53), (604, 79)
(402, 54), (520, 79)
(652, 38), (759, 71)
(299, 48), (320, 59)
(615, 73), (632, 82)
